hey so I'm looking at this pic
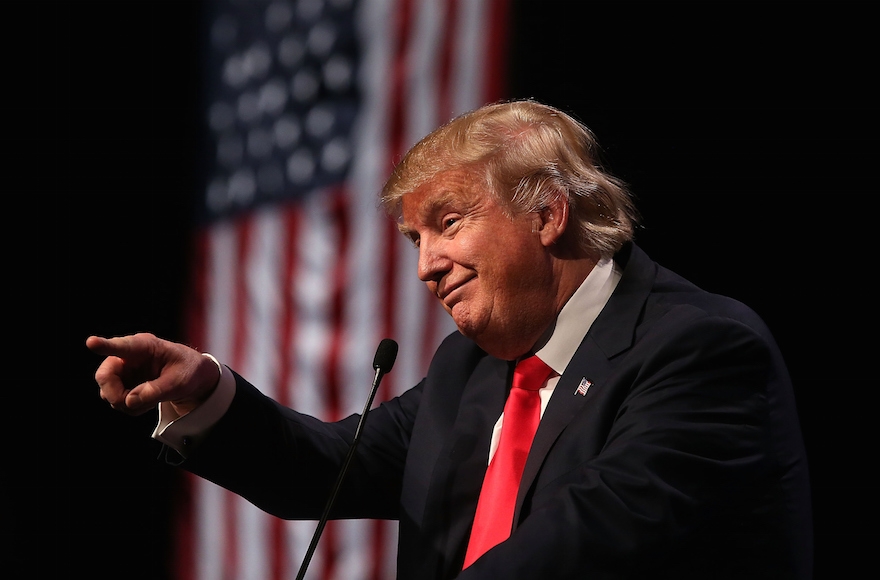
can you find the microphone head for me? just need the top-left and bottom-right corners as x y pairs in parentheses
(373, 339), (398, 373)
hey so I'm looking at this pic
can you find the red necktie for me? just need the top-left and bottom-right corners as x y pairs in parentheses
(463, 355), (555, 569)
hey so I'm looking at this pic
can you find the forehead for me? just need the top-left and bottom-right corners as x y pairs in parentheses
(399, 169), (489, 224)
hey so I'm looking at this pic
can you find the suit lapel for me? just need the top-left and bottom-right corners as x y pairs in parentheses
(514, 243), (657, 525)
(514, 337), (613, 522)
(418, 355), (510, 575)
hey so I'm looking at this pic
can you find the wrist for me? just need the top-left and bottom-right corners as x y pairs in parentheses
(170, 353), (222, 416)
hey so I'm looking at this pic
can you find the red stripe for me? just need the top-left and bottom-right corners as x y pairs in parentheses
(230, 214), (254, 373)
(484, 0), (511, 103)
(185, 229), (209, 352)
(271, 205), (303, 580)
(419, 0), (460, 373)
(369, 519), (386, 580)
(369, 1), (417, 574)
(276, 204), (301, 410)
(171, 474), (197, 580)
(388, 0), (413, 166)
(437, 0), (458, 122)
(381, 0), (414, 407)
(370, 0), (423, 568)
(176, 1), (513, 576)
(175, 228), (209, 580)
(325, 185), (351, 424)
(320, 184), (352, 579)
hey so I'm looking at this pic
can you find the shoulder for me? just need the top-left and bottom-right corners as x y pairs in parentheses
(619, 244), (777, 347)
(648, 265), (777, 354)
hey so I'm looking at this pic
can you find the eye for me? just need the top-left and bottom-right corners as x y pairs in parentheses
(442, 215), (460, 231)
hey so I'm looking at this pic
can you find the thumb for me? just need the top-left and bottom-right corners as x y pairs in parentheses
(126, 374), (178, 409)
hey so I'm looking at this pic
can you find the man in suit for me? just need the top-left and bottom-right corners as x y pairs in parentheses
(88, 100), (812, 578)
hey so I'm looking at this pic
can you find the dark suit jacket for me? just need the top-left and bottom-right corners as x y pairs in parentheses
(180, 243), (813, 579)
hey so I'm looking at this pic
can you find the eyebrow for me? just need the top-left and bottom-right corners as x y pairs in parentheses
(398, 192), (459, 237)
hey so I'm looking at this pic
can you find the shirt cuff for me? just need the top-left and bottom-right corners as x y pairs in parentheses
(151, 353), (236, 458)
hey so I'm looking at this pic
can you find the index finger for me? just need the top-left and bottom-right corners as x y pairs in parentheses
(86, 335), (121, 356)
(86, 335), (108, 352)
(85, 334), (152, 358)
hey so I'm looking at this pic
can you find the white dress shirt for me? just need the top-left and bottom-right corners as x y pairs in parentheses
(486, 258), (620, 462)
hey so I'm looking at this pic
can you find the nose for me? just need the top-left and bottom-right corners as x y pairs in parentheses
(417, 235), (451, 284)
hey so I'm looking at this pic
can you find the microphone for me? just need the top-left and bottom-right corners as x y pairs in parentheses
(373, 337), (398, 375)
(296, 339), (398, 580)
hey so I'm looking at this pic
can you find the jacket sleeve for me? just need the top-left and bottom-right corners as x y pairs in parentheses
(177, 370), (424, 521)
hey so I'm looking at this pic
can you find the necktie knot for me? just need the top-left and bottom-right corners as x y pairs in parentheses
(512, 355), (554, 392)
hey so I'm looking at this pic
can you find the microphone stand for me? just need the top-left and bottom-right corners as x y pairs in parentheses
(295, 340), (397, 580)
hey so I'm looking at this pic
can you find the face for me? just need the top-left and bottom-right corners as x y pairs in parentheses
(399, 169), (560, 359)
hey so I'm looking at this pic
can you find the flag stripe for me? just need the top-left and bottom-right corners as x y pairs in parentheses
(179, 0), (509, 577)
(270, 205), (297, 580)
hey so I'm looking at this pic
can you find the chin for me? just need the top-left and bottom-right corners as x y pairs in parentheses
(452, 319), (486, 348)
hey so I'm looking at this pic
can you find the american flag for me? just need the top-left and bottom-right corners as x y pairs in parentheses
(175, 0), (509, 579)
(575, 378), (592, 397)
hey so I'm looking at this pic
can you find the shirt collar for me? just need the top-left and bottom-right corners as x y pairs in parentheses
(533, 258), (621, 375)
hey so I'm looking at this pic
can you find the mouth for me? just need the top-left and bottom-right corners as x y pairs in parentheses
(437, 275), (474, 307)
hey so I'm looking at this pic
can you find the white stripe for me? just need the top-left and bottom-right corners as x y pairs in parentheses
(194, 478), (226, 580)
(341, 0), (395, 405)
(237, 498), (270, 580)
(237, 208), (287, 580)
(189, 0), (502, 576)
(335, 519), (372, 580)
(395, 0), (463, 393)
(380, 520), (400, 580)
(205, 220), (238, 365)
(407, 0), (445, 142)
(286, 519), (312, 580)
(391, 0), (439, 396)
(453, 0), (491, 113)
(291, 190), (337, 417)
(287, 189), (340, 577)
(199, 222), (240, 580)
(338, 1), (400, 576)
(240, 207), (285, 400)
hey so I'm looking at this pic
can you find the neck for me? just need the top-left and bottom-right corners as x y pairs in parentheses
(486, 256), (597, 361)
(551, 255), (597, 316)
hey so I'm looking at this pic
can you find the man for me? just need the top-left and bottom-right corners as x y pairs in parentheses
(88, 100), (812, 579)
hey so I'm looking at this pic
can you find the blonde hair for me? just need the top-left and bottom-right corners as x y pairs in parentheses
(380, 100), (638, 259)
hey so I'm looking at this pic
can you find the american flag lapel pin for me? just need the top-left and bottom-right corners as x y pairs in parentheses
(575, 377), (592, 396)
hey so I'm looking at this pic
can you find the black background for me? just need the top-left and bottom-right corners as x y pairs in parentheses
(39, 1), (873, 578)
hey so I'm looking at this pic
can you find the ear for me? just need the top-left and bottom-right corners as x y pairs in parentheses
(534, 193), (569, 247)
